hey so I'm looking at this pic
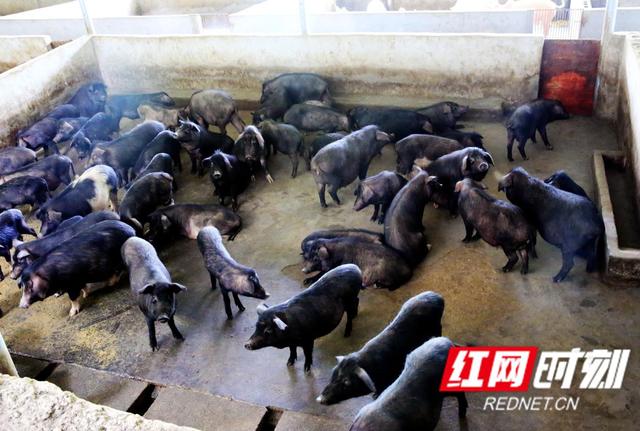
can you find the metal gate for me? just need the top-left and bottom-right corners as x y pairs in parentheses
(538, 39), (600, 116)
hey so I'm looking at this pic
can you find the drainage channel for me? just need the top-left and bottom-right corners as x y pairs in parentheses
(127, 384), (159, 416)
(256, 406), (284, 431)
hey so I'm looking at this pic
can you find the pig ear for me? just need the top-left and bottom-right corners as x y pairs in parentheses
(361, 184), (374, 202)
(461, 155), (470, 175)
(354, 366), (377, 393)
(375, 130), (389, 142)
(318, 246), (329, 260)
(16, 249), (30, 260)
(483, 152), (494, 166)
(256, 303), (269, 315)
(336, 355), (345, 363)
(138, 284), (155, 295)
(170, 283), (186, 293)
(422, 121), (434, 134)
(454, 180), (464, 193)
(427, 175), (442, 188)
(12, 238), (24, 248)
(273, 316), (288, 331)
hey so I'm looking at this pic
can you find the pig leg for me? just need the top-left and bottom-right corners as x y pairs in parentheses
(378, 203), (390, 224)
(109, 189), (119, 212)
(231, 196), (240, 212)
(197, 154), (205, 176)
(585, 238), (599, 273)
(220, 287), (234, 320)
(189, 153), (198, 174)
(328, 184), (341, 205)
(209, 272), (218, 290)
(553, 250), (575, 283)
(370, 204), (380, 223)
(516, 135), (529, 160)
(302, 340), (314, 372)
(167, 317), (184, 341)
(507, 129), (516, 162)
(261, 159), (274, 183)
(287, 346), (297, 366)
(344, 297), (358, 337)
(501, 248), (519, 273)
(232, 292), (246, 313)
(456, 392), (468, 418)
(461, 219), (478, 242)
(290, 154), (299, 178)
(230, 113), (246, 135)
(317, 183), (328, 208)
(146, 318), (159, 351)
(538, 126), (553, 150)
(518, 248), (530, 275)
(17, 218), (37, 238)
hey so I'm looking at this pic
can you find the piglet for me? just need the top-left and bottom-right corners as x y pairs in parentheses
(353, 170), (407, 224)
(197, 226), (269, 320)
(121, 237), (186, 351)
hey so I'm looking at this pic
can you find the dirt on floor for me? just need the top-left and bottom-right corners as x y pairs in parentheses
(0, 113), (638, 430)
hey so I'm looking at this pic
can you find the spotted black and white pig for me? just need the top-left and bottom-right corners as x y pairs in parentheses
(234, 125), (273, 183)
(253, 73), (332, 122)
(348, 106), (433, 140)
(257, 120), (304, 177)
(0, 147), (36, 175)
(395, 134), (463, 175)
(197, 226), (268, 320)
(0, 155), (75, 192)
(67, 82), (107, 117)
(318, 291), (444, 404)
(0, 176), (49, 212)
(544, 170), (589, 199)
(244, 264), (362, 372)
(18, 220), (135, 316)
(311, 125), (391, 207)
(0, 209), (36, 281)
(302, 237), (412, 290)
(353, 170), (407, 224)
(119, 172), (173, 235)
(148, 203), (242, 244)
(301, 229), (384, 261)
(499, 167), (604, 282)
(175, 120), (234, 175)
(184, 89), (245, 134)
(456, 178), (535, 274)
(384, 172), (442, 266)
(10, 211), (119, 280)
(506, 99), (570, 161)
(350, 337), (467, 431)
(35, 164), (119, 235)
(202, 151), (252, 211)
(121, 237), (186, 351)
(283, 103), (350, 133)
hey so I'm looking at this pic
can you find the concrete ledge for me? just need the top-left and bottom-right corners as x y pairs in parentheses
(276, 410), (349, 431)
(0, 35), (51, 73)
(0, 374), (196, 430)
(593, 150), (640, 284)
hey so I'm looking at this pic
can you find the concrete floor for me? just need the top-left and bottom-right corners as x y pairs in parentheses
(0, 113), (639, 430)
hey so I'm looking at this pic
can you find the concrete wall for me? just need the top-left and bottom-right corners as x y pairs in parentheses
(91, 33), (543, 104)
(618, 35), (640, 207)
(0, 36), (51, 73)
(0, 36), (101, 145)
(0, 0), (67, 16)
(229, 10), (534, 34)
(0, 15), (204, 40)
(581, 8), (640, 40)
(133, 0), (264, 15)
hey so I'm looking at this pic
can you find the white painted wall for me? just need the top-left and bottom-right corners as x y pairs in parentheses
(0, 35), (51, 73)
(92, 33), (543, 104)
(621, 35), (640, 205)
(580, 8), (640, 40)
(0, 36), (101, 145)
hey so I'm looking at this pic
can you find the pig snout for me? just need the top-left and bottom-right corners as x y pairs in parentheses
(157, 314), (170, 323)
(212, 170), (223, 180)
(479, 161), (489, 172)
(19, 294), (31, 309)
(316, 394), (329, 404)
(244, 338), (260, 350)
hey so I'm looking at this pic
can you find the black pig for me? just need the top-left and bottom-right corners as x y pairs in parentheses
(197, 227), (269, 320)
(234, 125), (273, 183)
(67, 82), (107, 117)
(395, 134), (463, 175)
(438, 129), (485, 149)
(257, 120), (304, 177)
(175, 120), (234, 175)
(244, 264), (362, 372)
(318, 291), (444, 404)
(456, 178), (535, 274)
(348, 106), (433, 140)
(311, 125), (391, 207)
(0, 209), (37, 281)
(353, 170), (407, 223)
(416, 101), (468, 132)
(122, 237), (186, 351)
(506, 99), (570, 161)
(350, 337), (467, 431)
(0, 147), (37, 175)
(203, 151), (252, 212)
(132, 130), (182, 180)
(0, 176), (49, 212)
(283, 103), (350, 133)
(301, 228), (384, 261)
(184, 89), (245, 134)
(18, 220), (135, 316)
(544, 170), (589, 199)
(0, 155), (74, 192)
(133, 153), (176, 191)
(498, 167), (604, 282)
(119, 172), (173, 235)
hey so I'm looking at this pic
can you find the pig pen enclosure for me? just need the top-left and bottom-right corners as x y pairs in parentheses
(0, 32), (639, 431)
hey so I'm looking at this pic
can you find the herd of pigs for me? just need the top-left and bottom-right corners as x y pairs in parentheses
(0, 72), (604, 430)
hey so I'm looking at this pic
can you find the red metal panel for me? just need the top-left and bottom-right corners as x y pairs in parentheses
(539, 40), (600, 116)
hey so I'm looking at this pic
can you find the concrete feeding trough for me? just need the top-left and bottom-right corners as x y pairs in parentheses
(593, 150), (640, 284)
